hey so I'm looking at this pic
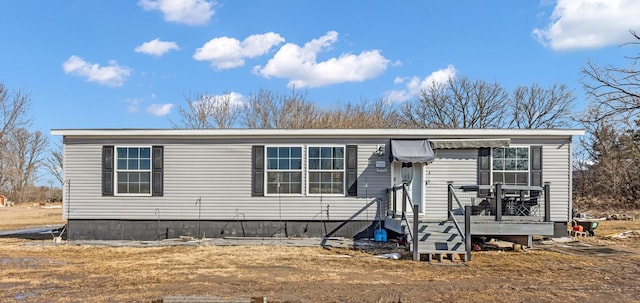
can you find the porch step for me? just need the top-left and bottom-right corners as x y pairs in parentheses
(416, 241), (464, 252)
(407, 221), (468, 262)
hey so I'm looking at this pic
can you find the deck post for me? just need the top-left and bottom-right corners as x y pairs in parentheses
(465, 205), (472, 262)
(447, 181), (453, 220)
(413, 204), (419, 261)
(544, 182), (551, 222)
(495, 183), (502, 221)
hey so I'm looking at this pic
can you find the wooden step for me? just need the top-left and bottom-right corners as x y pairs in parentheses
(416, 232), (461, 242)
(418, 242), (465, 253)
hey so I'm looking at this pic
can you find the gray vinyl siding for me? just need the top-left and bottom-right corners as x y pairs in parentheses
(510, 138), (571, 221)
(62, 134), (573, 223)
(422, 138), (572, 221)
(63, 139), (390, 221)
(423, 149), (478, 220)
(356, 145), (390, 220)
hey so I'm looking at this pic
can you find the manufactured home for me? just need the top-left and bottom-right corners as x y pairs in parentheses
(52, 128), (583, 254)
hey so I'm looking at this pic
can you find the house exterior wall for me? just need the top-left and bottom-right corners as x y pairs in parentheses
(56, 129), (582, 240)
(63, 138), (390, 223)
(423, 149), (478, 220)
(421, 137), (572, 222)
(511, 138), (572, 222)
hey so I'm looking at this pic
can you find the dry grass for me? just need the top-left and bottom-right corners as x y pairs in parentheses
(1, 205), (640, 302)
(0, 202), (65, 231)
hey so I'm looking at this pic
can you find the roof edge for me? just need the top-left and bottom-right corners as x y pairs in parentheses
(50, 128), (586, 138)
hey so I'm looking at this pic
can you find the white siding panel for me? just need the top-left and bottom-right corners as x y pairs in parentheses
(424, 149), (478, 220)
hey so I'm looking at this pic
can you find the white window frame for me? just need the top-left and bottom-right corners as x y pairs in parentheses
(264, 145), (304, 196)
(306, 145), (346, 196)
(114, 146), (152, 196)
(491, 146), (530, 186)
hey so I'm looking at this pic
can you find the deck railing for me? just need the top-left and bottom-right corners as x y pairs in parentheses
(447, 182), (466, 220)
(449, 182), (551, 222)
(388, 183), (471, 261)
(400, 184), (414, 245)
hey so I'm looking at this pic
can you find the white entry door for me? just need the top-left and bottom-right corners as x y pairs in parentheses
(391, 162), (424, 214)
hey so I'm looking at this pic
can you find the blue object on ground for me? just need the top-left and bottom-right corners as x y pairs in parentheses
(374, 228), (387, 242)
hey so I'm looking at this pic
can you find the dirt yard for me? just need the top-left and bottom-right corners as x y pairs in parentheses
(1, 204), (640, 303)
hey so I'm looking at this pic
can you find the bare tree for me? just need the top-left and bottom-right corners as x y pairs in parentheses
(279, 96), (319, 128)
(581, 30), (640, 123)
(44, 141), (64, 186)
(574, 106), (640, 208)
(508, 83), (575, 128)
(398, 82), (449, 128)
(0, 82), (30, 140)
(173, 92), (241, 129)
(4, 129), (48, 202)
(320, 98), (402, 128)
(400, 77), (508, 128)
(573, 31), (640, 209)
(0, 83), (32, 196)
(241, 89), (279, 128)
(240, 88), (317, 128)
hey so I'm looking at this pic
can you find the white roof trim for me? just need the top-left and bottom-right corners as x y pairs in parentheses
(51, 128), (586, 138)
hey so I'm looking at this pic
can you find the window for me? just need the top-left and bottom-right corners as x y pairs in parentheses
(308, 146), (345, 194)
(492, 147), (529, 186)
(116, 147), (151, 194)
(266, 146), (302, 194)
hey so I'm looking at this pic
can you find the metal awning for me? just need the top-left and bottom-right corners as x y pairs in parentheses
(429, 138), (510, 149)
(390, 139), (435, 163)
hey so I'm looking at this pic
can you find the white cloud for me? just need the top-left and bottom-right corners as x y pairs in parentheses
(254, 31), (390, 88)
(384, 65), (456, 102)
(212, 91), (244, 107)
(533, 0), (640, 51)
(124, 98), (143, 113)
(193, 33), (285, 69)
(135, 38), (180, 57)
(193, 91), (244, 108)
(138, 0), (214, 26)
(62, 55), (132, 87)
(147, 103), (174, 116)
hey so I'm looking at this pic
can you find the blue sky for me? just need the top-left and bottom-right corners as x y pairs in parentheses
(1, 0), (639, 133)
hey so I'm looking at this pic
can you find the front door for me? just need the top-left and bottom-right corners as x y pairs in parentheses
(391, 162), (424, 214)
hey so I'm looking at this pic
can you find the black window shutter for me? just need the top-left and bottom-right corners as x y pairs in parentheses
(477, 147), (491, 197)
(102, 145), (114, 196)
(152, 146), (164, 196)
(346, 145), (358, 196)
(252, 145), (265, 196)
(530, 145), (543, 196)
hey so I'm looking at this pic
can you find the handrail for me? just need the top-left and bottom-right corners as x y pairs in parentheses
(390, 185), (403, 216)
(448, 210), (465, 242)
(402, 183), (414, 209)
(400, 183), (414, 241)
(447, 183), (466, 216)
